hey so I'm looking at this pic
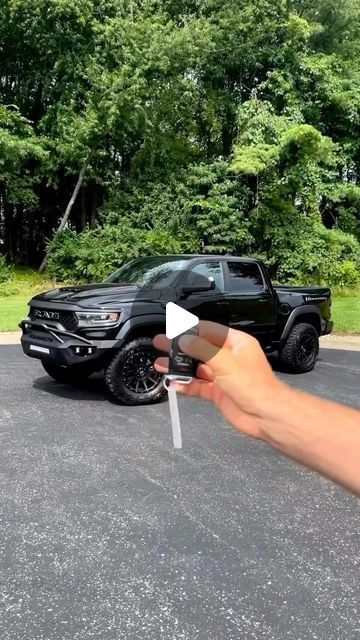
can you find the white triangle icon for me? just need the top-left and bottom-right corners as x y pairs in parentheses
(166, 303), (199, 340)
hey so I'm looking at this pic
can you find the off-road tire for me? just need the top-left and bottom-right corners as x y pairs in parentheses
(279, 322), (319, 373)
(41, 360), (94, 384)
(105, 337), (166, 405)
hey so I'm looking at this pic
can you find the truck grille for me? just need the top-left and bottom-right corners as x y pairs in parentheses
(30, 309), (78, 333)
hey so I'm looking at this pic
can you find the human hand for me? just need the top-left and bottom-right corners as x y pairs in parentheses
(153, 321), (284, 439)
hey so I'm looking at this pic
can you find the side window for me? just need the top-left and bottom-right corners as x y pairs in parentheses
(227, 262), (264, 293)
(185, 262), (225, 293)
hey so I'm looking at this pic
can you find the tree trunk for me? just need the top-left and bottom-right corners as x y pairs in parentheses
(90, 188), (98, 229)
(80, 185), (87, 230)
(4, 201), (15, 261)
(39, 155), (90, 272)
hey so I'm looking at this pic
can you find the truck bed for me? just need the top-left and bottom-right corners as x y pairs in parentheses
(274, 285), (331, 297)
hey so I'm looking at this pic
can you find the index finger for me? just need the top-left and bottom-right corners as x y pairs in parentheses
(196, 321), (249, 352)
(153, 334), (170, 353)
(153, 322), (244, 356)
(152, 324), (229, 356)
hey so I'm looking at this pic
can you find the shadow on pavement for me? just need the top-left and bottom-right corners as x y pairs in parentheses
(33, 374), (110, 402)
(267, 352), (327, 374)
(32, 357), (312, 407)
(32, 374), (169, 405)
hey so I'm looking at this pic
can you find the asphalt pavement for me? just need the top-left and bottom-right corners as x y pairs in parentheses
(0, 345), (359, 640)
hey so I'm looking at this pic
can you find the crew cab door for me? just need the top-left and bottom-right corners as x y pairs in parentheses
(177, 260), (230, 325)
(224, 261), (276, 344)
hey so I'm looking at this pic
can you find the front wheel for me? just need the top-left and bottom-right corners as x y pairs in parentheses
(279, 323), (319, 373)
(105, 337), (166, 405)
(41, 360), (94, 384)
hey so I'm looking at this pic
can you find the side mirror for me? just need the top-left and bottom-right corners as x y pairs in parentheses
(182, 276), (215, 295)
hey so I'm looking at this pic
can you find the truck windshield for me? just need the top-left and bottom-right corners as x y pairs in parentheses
(104, 257), (191, 289)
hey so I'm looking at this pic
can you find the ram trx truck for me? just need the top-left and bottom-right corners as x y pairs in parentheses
(20, 255), (333, 405)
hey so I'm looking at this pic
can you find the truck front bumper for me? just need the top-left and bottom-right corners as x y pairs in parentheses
(20, 321), (120, 367)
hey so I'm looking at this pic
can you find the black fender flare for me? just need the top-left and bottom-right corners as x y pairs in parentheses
(280, 305), (322, 344)
(115, 314), (166, 341)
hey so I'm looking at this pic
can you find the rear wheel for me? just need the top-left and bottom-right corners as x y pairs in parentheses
(279, 323), (319, 373)
(41, 361), (94, 384)
(105, 337), (166, 405)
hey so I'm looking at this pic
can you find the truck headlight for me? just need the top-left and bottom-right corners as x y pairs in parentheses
(75, 312), (120, 326)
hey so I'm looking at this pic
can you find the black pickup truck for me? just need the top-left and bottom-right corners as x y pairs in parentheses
(20, 255), (333, 405)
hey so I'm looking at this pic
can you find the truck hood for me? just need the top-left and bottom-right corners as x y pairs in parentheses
(31, 283), (162, 309)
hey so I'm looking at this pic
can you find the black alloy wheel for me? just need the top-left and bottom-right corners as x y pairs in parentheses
(105, 337), (166, 405)
(122, 346), (162, 395)
(297, 333), (316, 367)
(279, 322), (319, 373)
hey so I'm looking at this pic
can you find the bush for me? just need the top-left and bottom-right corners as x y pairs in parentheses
(46, 224), (191, 282)
(101, 161), (253, 256)
(46, 217), (360, 288)
(275, 225), (360, 287)
(0, 265), (58, 296)
(0, 255), (12, 285)
(325, 260), (360, 287)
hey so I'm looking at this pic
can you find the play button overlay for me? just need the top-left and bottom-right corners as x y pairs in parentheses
(166, 302), (199, 340)
(129, 257), (230, 369)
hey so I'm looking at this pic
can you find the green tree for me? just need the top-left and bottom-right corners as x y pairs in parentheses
(1, 0), (360, 287)
(0, 105), (46, 261)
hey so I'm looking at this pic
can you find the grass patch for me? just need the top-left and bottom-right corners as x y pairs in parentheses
(0, 267), (63, 331)
(0, 295), (35, 331)
(332, 291), (360, 334)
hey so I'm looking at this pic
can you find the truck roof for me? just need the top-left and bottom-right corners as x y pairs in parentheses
(155, 254), (259, 262)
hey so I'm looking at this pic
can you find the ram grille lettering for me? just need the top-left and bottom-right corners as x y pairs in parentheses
(33, 310), (60, 320)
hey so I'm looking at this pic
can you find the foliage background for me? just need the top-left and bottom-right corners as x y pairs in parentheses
(1, 0), (360, 285)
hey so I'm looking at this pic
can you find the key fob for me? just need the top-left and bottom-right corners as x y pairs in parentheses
(168, 328), (198, 380)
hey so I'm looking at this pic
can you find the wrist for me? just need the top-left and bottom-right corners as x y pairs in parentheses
(255, 380), (296, 444)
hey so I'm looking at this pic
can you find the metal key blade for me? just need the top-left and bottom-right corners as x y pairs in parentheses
(168, 385), (182, 449)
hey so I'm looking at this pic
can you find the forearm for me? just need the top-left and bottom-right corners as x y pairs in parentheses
(259, 383), (360, 495)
